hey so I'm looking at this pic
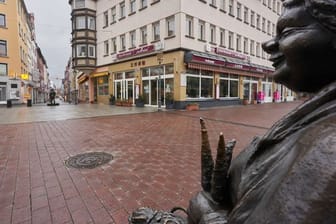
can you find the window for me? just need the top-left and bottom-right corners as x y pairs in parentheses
(0, 63), (7, 76)
(88, 45), (95, 57)
(120, 34), (126, 50)
(0, 40), (7, 56)
(103, 11), (108, 27)
(140, 26), (147, 44)
(219, 74), (238, 98)
(166, 16), (175, 37)
(76, 44), (86, 57)
(130, 0), (136, 14)
(88, 16), (95, 30)
(229, 0), (234, 16)
(220, 29), (225, 46)
(272, 0), (276, 11)
(277, 1), (281, 14)
(243, 7), (248, 23)
(0, 0), (5, 3)
(186, 16), (194, 37)
(250, 11), (255, 27)
(243, 37), (248, 53)
(76, 16), (86, 29)
(272, 23), (275, 36)
(267, 20), (271, 34)
(111, 37), (117, 53)
(130, 30), (136, 48)
(256, 14), (260, 29)
(0, 14), (5, 27)
(236, 34), (241, 52)
(256, 42), (261, 57)
(152, 22), (160, 41)
(220, 0), (226, 11)
(228, 31), (234, 49)
(198, 20), (205, 41)
(236, 2), (241, 19)
(74, 0), (85, 9)
(268, 0), (272, 8)
(186, 69), (214, 99)
(140, 0), (147, 8)
(262, 17), (266, 32)
(211, 0), (216, 6)
(120, 2), (125, 19)
(111, 6), (116, 23)
(250, 40), (255, 55)
(210, 25), (216, 43)
(104, 40), (109, 55)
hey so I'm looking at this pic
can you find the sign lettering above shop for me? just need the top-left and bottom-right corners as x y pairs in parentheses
(214, 47), (248, 60)
(117, 45), (155, 59)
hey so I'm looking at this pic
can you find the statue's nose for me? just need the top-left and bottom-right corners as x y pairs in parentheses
(262, 38), (278, 54)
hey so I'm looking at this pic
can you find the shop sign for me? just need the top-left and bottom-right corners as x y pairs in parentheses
(226, 62), (251, 71)
(130, 60), (146, 67)
(21, 73), (29, 80)
(192, 55), (225, 66)
(117, 45), (155, 59)
(214, 47), (248, 60)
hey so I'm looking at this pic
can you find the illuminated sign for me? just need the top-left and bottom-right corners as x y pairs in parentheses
(21, 74), (29, 80)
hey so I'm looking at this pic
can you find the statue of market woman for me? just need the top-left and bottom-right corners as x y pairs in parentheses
(188, 0), (336, 223)
(129, 0), (336, 223)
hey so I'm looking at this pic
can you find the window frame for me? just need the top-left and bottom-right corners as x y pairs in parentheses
(0, 40), (7, 57)
(166, 16), (175, 37)
(0, 63), (7, 76)
(0, 14), (6, 27)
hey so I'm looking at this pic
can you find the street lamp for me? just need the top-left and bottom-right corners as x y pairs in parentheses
(157, 53), (163, 112)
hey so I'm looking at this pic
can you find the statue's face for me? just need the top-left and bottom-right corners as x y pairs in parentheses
(262, 4), (336, 92)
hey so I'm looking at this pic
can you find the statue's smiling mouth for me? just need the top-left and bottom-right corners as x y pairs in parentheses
(270, 54), (285, 68)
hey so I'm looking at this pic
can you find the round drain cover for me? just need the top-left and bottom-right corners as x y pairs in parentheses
(65, 152), (113, 169)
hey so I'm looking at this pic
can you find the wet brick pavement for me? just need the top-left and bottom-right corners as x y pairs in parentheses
(0, 101), (301, 223)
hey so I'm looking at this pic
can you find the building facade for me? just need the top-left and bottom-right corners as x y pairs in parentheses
(69, 0), (294, 108)
(0, 0), (49, 105)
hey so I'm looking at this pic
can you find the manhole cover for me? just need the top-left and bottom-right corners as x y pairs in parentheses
(65, 152), (113, 169)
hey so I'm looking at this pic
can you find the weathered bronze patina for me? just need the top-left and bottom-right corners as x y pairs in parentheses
(188, 0), (336, 223)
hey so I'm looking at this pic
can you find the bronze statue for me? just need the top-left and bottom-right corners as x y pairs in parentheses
(188, 0), (336, 223)
(130, 0), (336, 223)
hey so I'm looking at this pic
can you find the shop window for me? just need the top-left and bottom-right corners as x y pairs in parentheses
(219, 74), (239, 98)
(186, 69), (213, 99)
(0, 14), (5, 27)
(98, 76), (109, 96)
(0, 63), (7, 76)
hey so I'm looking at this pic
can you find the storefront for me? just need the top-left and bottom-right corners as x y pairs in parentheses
(77, 73), (89, 103)
(88, 67), (110, 104)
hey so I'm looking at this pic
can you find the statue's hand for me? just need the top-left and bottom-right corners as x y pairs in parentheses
(200, 118), (236, 204)
(187, 118), (236, 224)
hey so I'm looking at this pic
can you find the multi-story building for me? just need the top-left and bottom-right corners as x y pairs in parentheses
(0, 0), (48, 105)
(69, 0), (294, 108)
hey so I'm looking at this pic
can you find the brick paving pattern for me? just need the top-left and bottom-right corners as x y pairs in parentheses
(0, 102), (300, 223)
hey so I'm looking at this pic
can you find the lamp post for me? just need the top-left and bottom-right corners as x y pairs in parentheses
(157, 53), (163, 112)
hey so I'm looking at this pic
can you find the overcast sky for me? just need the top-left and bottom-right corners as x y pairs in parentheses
(26, 0), (71, 87)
